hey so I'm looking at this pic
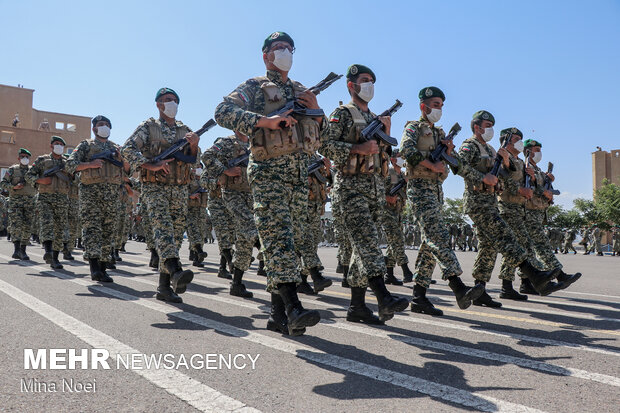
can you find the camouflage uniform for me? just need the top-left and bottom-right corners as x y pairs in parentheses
(563, 229), (577, 253)
(206, 182), (235, 254)
(25, 153), (70, 252)
(65, 138), (122, 262)
(114, 181), (133, 251)
(612, 228), (620, 256)
(65, 173), (80, 253)
(0, 163), (36, 243)
(592, 227), (603, 255)
(306, 158), (329, 259)
(381, 166), (409, 267)
(186, 175), (208, 253)
(331, 184), (352, 266)
(399, 117), (462, 287)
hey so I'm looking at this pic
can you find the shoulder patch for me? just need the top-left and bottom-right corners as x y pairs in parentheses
(329, 113), (340, 123)
(405, 123), (417, 134)
(461, 146), (471, 152)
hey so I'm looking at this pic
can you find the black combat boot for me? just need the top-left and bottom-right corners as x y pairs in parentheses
(341, 265), (350, 288)
(62, 243), (74, 261)
(257, 260), (267, 276)
(472, 280), (502, 308)
(164, 258), (194, 294)
(556, 269), (582, 289)
(19, 243), (30, 260)
(346, 287), (383, 325)
(105, 255), (116, 270)
(518, 261), (564, 296)
(192, 244), (207, 267)
(12, 241), (21, 259)
(336, 261), (344, 274)
(384, 266), (403, 286)
(222, 248), (234, 273)
(149, 249), (159, 269)
(309, 266), (332, 293)
(401, 263), (414, 283)
(296, 272), (315, 295)
(90, 258), (113, 282)
(43, 241), (53, 264)
(519, 278), (538, 295)
(156, 273), (182, 303)
(218, 255), (232, 279)
(500, 279), (528, 300)
(277, 283), (321, 334)
(368, 276), (409, 322)
(266, 293), (306, 336)
(113, 249), (122, 262)
(447, 276), (484, 310)
(51, 250), (63, 270)
(230, 268), (253, 298)
(120, 243), (126, 252)
(410, 284), (443, 316)
(189, 249), (196, 262)
(77, 238), (83, 250)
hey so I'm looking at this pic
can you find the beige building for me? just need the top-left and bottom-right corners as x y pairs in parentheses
(592, 148), (620, 192)
(0, 83), (90, 179)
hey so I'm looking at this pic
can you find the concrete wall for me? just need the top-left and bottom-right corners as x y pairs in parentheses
(0, 85), (34, 129)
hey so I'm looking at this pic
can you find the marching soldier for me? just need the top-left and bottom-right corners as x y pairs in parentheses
(187, 163), (209, 267)
(612, 226), (620, 256)
(0, 148), (36, 260)
(63, 158), (79, 261)
(25, 136), (71, 269)
(563, 228), (577, 254)
(592, 225), (603, 256)
(206, 178), (236, 279)
(122, 88), (197, 303)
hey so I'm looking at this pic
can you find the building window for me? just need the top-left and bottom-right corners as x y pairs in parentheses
(1, 131), (15, 144)
(66, 123), (76, 132)
(66, 147), (75, 154)
(55, 122), (64, 130)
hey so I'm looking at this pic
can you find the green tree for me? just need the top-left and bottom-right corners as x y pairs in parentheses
(594, 180), (620, 226)
(443, 197), (467, 226)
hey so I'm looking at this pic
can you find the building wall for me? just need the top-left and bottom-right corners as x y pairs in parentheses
(592, 149), (620, 246)
(0, 85), (34, 129)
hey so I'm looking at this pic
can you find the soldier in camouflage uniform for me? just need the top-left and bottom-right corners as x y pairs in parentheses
(612, 226), (620, 256)
(186, 164), (209, 268)
(0, 148), (36, 260)
(206, 179), (236, 279)
(519, 139), (582, 292)
(332, 177), (353, 286)
(320, 64), (408, 325)
(400, 87), (483, 316)
(215, 32), (322, 335)
(456, 111), (565, 303)
(122, 88), (197, 303)
(0, 193), (7, 238)
(114, 173), (135, 260)
(26, 136), (71, 269)
(66, 115), (123, 282)
(563, 229), (577, 254)
(380, 149), (414, 284)
(592, 225), (603, 256)
(62, 162), (79, 261)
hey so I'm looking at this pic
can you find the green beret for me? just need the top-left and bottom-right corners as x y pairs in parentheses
(346, 64), (376, 82)
(18, 148), (31, 156)
(155, 87), (179, 103)
(523, 139), (542, 149)
(51, 136), (66, 145)
(472, 110), (495, 124)
(262, 31), (294, 52)
(500, 127), (523, 139)
(92, 115), (112, 128)
(419, 86), (445, 101)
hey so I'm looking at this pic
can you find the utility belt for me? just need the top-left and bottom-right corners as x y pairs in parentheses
(407, 162), (448, 182)
(9, 184), (36, 197)
(468, 181), (503, 194)
(498, 192), (526, 205)
(140, 160), (191, 185)
(339, 152), (389, 177)
(189, 192), (209, 208)
(250, 117), (320, 162)
(525, 196), (549, 210)
(38, 176), (70, 195)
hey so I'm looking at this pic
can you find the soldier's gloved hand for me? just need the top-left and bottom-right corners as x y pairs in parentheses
(525, 166), (535, 180)
(482, 173), (498, 187)
(13, 183), (24, 190)
(90, 159), (104, 169)
(224, 167), (242, 177)
(351, 140), (379, 155)
(519, 187), (533, 199)
(498, 148), (510, 168)
(386, 195), (397, 204)
(297, 90), (319, 110)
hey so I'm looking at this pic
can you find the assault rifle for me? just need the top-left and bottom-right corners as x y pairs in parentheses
(388, 178), (407, 196)
(43, 164), (70, 182)
(268, 72), (343, 120)
(91, 149), (123, 168)
(490, 131), (511, 178)
(429, 122), (461, 167)
(227, 150), (250, 168)
(190, 187), (207, 197)
(308, 158), (327, 183)
(150, 119), (216, 165)
(524, 149), (532, 189)
(359, 100), (403, 146)
(543, 162), (560, 195)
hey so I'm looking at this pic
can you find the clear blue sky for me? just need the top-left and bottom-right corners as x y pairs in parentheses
(4, 0), (619, 208)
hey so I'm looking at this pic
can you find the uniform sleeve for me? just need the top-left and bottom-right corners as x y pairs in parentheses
(0, 167), (13, 191)
(25, 157), (44, 186)
(399, 122), (424, 168)
(214, 79), (262, 136)
(456, 143), (485, 183)
(64, 141), (90, 174)
(318, 107), (353, 166)
(201, 138), (229, 179)
(533, 169), (545, 196)
(121, 122), (150, 171)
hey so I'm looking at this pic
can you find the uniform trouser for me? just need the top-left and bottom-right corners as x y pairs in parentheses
(564, 241), (577, 253)
(187, 206), (207, 249)
(525, 209), (563, 270)
(80, 183), (119, 261)
(380, 206), (409, 267)
(498, 201), (544, 281)
(222, 190), (258, 271)
(298, 202), (323, 272)
(65, 197), (80, 251)
(208, 196), (235, 254)
(466, 193), (528, 282)
(334, 174), (386, 288)
(116, 212), (131, 247)
(8, 195), (34, 243)
(114, 199), (129, 249)
(31, 208), (39, 237)
(594, 239), (602, 254)
(250, 159), (307, 292)
(38, 193), (68, 251)
(142, 183), (188, 275)
(409, 178), (462, 288)
(331, 191), (352, 266)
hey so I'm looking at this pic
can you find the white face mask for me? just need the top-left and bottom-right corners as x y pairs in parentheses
(163, 101), (178, 118)
(357, 82), (374, 102)
(195, 168), (203, 175)
(53, 144), (64, 155)
(531, 151), (542, 163)
(96, 125), (110, 138)
(20, 157), (30, 166)
(513, 140), (524, 153)
(481, 126), (494, 142)
(272, 49), (293, 71)
(394, 157), (405, 168)
(426, 107), (442, 123)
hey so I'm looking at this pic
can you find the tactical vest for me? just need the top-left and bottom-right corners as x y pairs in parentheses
(499, 155), (526, 204)
(525, 165), (550, 210)
(386, 168), (406, 212)
(339, 104), (389, 177)
(222, 141), (251, 192)
(250, 77), (321, 161)
(139, 118), (192, 185)
(188, 179), (209, 207)
(80, 140), (123, 185)
(8, 166), (36, 197)
(406, 121), (448, 181)
(37, 157), (70, 195)
(464, 138), (499, 193)
(308, 174), (328, 214)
